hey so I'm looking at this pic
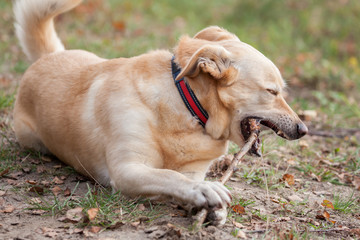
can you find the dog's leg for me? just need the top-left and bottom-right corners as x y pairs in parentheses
(178, 161), (228, 226)
(106, 161), (231, 211)
(13, 115), (49, 154)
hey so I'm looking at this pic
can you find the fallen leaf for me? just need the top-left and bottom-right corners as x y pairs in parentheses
(138, 204), (146, 211)
(2, 205), (15, 213)
(30, 209), (47, 215)
(352, 176), (360, 190)
(29, 197), (42, 204)
(66, 207), (85, 223)
(26, 180), (37, 185)
(0, 167), (10, 177)
(87, 208), (99, 221)
(108, 221), (125, 229)
(40, 180), (51, 187)
(53, 165), (62, 169)
(282, 174), (295, 185)
(41, 227), (58, 238)
(52, 186), (62, 196)
(130, 221), (140, 228)
(29, 186), (44, 194)
(236, 229), (247, 239)
(321, 200), (334, 209)
(350, 228), (360, 237)
(9, 171), (23, 180)
(52, 177), (64, 185)
(112, 21), (126, 31)
(41, 156), (52, 162)
(22, 167), (31, 173)
(36, 166), (47, 174)
(89, 226), (102, 233)
(0, 190), (6, 196)
(60, 176), (67, 180)
(323, 210), (330, 219)
(231, 204), (245, 214)
(64, 187), (71, 197)
(299, 140), (309, 150)
(232, 220), (245, 228)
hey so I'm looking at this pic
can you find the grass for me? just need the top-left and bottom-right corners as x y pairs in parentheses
(27, 184), (163, 228)
(332, 192), (358, 214)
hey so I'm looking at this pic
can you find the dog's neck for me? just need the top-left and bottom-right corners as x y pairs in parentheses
(171, 56), (208, 128)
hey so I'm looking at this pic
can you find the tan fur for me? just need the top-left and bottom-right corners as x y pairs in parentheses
(13, 0), (307, 225)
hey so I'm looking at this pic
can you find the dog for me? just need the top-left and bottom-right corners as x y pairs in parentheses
(13, 0), (307, 225)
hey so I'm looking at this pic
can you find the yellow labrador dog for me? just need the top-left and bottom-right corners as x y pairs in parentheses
(13, 0), (307, 225)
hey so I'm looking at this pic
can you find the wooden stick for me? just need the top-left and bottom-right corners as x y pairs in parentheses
(194, 131), (259, 229)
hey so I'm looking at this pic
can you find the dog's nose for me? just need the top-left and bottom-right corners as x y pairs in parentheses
(297, 123), (308, 138)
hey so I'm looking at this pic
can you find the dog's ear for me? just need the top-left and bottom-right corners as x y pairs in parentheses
(175, 45), (237, 86)
(194, 26), (240, 42)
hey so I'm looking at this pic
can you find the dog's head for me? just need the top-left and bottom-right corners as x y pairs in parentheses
(174, 26), (307, 148)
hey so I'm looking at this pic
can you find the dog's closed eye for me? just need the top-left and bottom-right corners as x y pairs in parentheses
(266, 89), (278, 96)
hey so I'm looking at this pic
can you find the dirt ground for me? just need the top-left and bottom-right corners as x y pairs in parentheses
(1, 110), (359, 239)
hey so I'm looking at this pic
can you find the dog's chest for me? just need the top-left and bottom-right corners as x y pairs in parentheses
(158, 131), (227, 170)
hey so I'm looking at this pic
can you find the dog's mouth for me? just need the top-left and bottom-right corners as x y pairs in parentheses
(240, 117), (288, 157)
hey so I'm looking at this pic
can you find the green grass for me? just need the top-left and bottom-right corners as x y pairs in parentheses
(332, 192), (358, 214)
(0, 91), (15, 110)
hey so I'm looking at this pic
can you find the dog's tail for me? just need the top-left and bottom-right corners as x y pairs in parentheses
(13, 0), (82, 62)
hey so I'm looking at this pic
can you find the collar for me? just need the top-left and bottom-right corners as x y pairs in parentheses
(171, 56), (209, 127)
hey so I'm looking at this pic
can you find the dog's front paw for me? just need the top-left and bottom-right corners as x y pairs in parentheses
(189, 181), (231, 209)
(207, 205), (227, 226)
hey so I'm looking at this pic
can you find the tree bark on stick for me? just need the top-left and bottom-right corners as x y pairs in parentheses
(194, 131), (259, 229)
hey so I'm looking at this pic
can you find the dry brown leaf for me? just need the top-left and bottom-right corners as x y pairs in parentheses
(112, 21), (126, 31)
(282, 174), (295, 185)
(26, 180), (37, 185)
(232, 220), (245, 228)
(41, 156), (52, 162)
(130, 221), (140, 228)
(236, 229), (247, 239)
(52, 177), (64, 185)
(52, 186), (62, 196)
(352, 176), (360, 190)
(299, 140), (309, 150)
(138, 204), (146, 211)
(321, 200), (334, 209)
(64, 187), (71, 197)
(22, 167), (31, 173)
(29, 186), (44, 194)
(0, 167), (10, 177)
(29, 197), (42, 204)
(0, 190), (6, 196)
(231, 204), (246, 214)
(87, 208), (99, 221)
(30, 209), (47, 215)
(2, 205), (15, 213)
(323, 210), (330, 219)
(36, 166), (47, 174)
(41, 227), (58, 238)
(66, 207), (84, 223)
(89, 226), (102, 233)
(53, 165), (62, 169)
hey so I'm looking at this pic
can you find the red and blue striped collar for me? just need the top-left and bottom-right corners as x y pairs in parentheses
(171, 56), (209, 127)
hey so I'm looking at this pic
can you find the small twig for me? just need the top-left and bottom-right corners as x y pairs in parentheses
(194, 132), (259, 229)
